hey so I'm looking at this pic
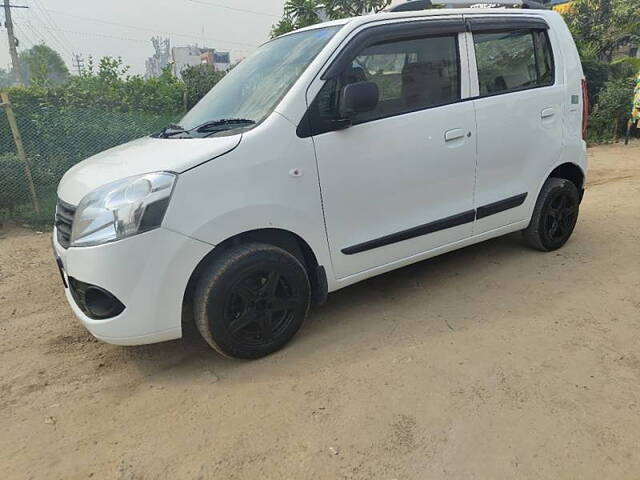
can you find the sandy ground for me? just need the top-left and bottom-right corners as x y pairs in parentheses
(1, 141), (639, 480)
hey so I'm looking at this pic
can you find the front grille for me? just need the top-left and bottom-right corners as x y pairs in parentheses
(55, 199), (76, 249)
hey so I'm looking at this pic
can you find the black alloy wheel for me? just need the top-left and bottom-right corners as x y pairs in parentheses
(194, 243), (311, 359)
(224, 269), (300, 346)
(523, 177), (580, 252)
(543, 191), (578, 243)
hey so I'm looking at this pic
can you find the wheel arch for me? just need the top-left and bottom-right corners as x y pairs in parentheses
(182, 228), (328, 324)
(546, 162), (586, 201)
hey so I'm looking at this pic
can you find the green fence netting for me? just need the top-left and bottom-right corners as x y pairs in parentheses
(1, 97), (176, 225)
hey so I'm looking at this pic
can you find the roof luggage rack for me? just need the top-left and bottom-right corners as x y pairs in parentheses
(387, 0), (546, 11)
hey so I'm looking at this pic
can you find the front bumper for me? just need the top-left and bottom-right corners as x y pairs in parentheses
(53, 227), (212, 345)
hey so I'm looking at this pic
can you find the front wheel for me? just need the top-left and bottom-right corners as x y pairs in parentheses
(523, 177), (580, 252)
(194, 243), (311, 359)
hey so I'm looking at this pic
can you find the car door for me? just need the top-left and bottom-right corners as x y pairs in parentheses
(300, 19), (477, 279)
(467, 16), (565, 234)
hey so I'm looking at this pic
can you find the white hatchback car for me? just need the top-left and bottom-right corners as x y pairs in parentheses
(54, 6), (587, 358)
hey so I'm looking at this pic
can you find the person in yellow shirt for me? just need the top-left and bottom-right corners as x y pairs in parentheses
(625, 72), (640, 145)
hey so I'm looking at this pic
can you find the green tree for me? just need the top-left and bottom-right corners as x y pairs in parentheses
(18, 44), (69, 86)
(564, 0), (640, 62)
(587, 77), (636, 142)
(324, 0), (392, 18)
(181, 64), (226, 109)
(95, 56), (130, 83)
(272, 0), (391, 37)
(57, 56), (184, 113)
(272, 0), (322, 37)
(271, 16), (298, 38)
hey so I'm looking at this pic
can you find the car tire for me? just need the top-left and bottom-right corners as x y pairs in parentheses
(193, 243), (311, 359)
(523, 177), (580, 252)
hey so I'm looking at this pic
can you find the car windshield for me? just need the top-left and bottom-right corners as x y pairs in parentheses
(179, 26), (341, 132)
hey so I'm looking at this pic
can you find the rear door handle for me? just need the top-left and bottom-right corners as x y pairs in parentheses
(541, 107), (555, 119)
(444, 128), (465, 142)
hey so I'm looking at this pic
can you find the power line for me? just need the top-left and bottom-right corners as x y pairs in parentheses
(8, 2), (74, 60)
(12, 21), (36, 48)
(35, 25), (158, 44)
(42, 7), (260, 49)
(34, 24), (256, 55)
(33, 0), (77, 54)
(11, 13), (36, 47)
(181, 0), (280, 18)
(29, 0), (74, 56)
(15, 6), (73, 58)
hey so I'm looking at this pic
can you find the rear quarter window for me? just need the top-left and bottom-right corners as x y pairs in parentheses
(474, 29), (555, 96)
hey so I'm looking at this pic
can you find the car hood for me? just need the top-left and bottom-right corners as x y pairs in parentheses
(57, 134), (241, 205)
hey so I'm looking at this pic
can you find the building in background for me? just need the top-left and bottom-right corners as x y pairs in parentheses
(145, 37), (171, 79)
(171, 46), (231, 78)
(171, 45), (202, 78)
(200, 50), (231, 72)
(213, 51), (230, 71)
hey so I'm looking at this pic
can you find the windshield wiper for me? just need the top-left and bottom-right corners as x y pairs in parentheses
(194, 118), (256, 133)
(156, 119), (256, 139)
(157, 123), (190, 138)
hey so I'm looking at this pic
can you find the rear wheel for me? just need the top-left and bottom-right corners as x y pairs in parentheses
(194, 243), (311, 359)
(523, 177), (580, 252)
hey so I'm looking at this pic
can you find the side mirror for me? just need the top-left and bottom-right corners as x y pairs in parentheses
(339, 81), (379, 119)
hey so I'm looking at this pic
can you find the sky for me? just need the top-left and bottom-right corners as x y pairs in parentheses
(0, 0), (287, 75)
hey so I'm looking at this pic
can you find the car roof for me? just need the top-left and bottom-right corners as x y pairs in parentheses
(292, 7), (552, 34)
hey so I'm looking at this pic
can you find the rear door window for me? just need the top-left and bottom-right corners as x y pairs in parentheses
(473, 29), (554, 96)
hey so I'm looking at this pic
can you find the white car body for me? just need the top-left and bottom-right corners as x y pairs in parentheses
(53, 8), (587, 346)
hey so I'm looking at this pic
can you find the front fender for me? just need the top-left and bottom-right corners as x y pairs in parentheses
(162, 113), (335, 289)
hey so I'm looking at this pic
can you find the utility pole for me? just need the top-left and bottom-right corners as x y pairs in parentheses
(1, 91), (40, 213)
(72, 53), (85, 75)
(2, 3), (28, 85)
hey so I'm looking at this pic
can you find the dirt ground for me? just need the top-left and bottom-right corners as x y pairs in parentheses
(1, 142), (639, 480)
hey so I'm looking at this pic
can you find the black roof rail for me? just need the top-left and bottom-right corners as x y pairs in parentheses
(386, 0), (546, 11)
(388, 0), (433, 12)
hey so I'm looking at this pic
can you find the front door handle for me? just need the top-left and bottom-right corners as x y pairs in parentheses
(541, 107), (555, 119)
(444, 128), (465, 142)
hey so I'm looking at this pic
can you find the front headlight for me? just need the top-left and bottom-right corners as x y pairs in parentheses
(70, 172), (176, 247)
